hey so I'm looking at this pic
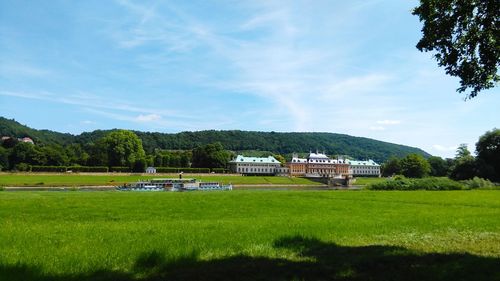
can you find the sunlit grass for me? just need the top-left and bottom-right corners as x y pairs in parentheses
(0, 190), (499, 279)
(0, 173), (321, 187)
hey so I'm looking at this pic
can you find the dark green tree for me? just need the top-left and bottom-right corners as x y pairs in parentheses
(475, 128), (500, 181)
(449, 144), (477, 180)
(400, 154), (431, 178)
(0, 146), (9, 171)
(191, 142), (231, 169)
(65, 144), (89, 166)
(381, 157), (402, 177)
(40, 145), (69, 166)
(427, 156), (450, 176)
(96, 130), (146, 169)
(413, 0), (499, 98)
(9, 142), (46, 167)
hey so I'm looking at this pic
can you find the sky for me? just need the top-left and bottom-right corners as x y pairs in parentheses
(0, 0), (498, 159)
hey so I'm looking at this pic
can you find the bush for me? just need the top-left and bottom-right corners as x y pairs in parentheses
(67, 166), (109, 173)
(14, 163), (31, 172)
(156, 167), (181, 173)
(413, 177), (464, 190)
(368, 176), (464, 191)
(211, 168), (227, 173)
(369, 175), (413, 190)
(181, 168), (210, 173)
(462, 177), (496, 189)
(110, 166), (131, 173)
(31, 166), (67, 172)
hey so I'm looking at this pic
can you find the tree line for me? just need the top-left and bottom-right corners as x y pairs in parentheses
(0, 130), (235, 172)
(381, 129), (500, 183)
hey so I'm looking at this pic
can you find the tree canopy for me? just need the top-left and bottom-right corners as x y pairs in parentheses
(96, 130), (146, 169)
(191, 142), (232, 169)
(475, 128), (500, 181)
(413, 0), (499, 98)
(400, 153), (431, 178)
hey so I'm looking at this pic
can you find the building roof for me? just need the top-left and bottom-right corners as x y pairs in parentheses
(307, 152), (330, 159)
(231, 155), (280, 164)
(348, 159), (380, 166)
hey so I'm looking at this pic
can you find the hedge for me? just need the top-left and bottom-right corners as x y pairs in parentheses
(31, 166), (67, 172)
(211, 168), (227, 174)
(155, 167), (211, 173)
(368, 176), (464, 191)
(110, 166), (131, 173)
(66, 166), (109, 173)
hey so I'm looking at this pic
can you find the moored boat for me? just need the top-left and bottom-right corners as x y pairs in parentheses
(117, 178), (232, 192)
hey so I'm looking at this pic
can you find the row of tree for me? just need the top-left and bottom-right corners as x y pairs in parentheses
(0, 130), (236, 172)
(381, 129), (500, 182)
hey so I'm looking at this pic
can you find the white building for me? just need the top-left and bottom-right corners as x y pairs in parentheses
(348, 160), (381, 177)
(145, 167), (157, 174)
(229, 155), (282, 175)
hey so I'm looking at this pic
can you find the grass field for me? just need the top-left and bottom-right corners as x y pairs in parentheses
(0, 173), (324, 187)
(1, 190), (499, 281)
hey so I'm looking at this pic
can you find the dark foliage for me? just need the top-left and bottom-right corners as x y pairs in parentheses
(475, 128), (500, 181)
(413, 0), (500, 98)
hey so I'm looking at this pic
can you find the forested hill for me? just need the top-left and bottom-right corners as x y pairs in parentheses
(0, 117), (431, 162)
(0, 117), (74, 145)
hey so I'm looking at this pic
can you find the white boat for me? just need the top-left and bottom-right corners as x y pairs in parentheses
(117, 178), (232, 192)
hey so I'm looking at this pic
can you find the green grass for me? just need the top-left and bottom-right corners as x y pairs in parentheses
(352, 177), (386, 186)
(0, 173), (322, 187)
(0, 190), (499, 281)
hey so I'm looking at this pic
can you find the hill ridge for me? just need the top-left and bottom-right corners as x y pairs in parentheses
(0, 117), (430, 162)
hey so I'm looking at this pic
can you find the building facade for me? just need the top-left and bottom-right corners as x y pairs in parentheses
(229, 155), (282, 175)
(287, 152), (352, 178)
(349, 160), (381, 177)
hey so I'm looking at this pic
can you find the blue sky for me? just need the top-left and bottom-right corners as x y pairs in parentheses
(0, 0), (498, 158)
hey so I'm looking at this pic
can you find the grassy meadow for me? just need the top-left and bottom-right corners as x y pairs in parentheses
(1, 190), (499, 281)
(0, 173), (325, 187)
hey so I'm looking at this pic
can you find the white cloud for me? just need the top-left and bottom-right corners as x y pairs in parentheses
(135, 114), (161, 122)
(369, 126), (385, 131)
(377, 120), (401, 125)
(432, 145), (458, 152)
(81, 120), (95, 125)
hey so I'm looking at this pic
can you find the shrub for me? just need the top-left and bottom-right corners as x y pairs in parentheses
(462, 177), (496, 189)
(110, 166), (131, 173)
(67, 166), (108, 173)
(14, 163), (31, 172)
(31, 166), (67, 172)
(413, 177), (464, 190)
(180, 168), (210, 173)
(368, 176), (464, 191)
(211, 168), (227, 173)
(369, 175), (413, 190)
(156, 167), (181, 173)
(155, 167), (211, 173)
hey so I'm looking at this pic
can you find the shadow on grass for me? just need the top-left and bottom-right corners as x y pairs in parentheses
(1, 236), (499, 281)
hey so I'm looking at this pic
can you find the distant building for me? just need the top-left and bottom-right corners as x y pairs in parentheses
(287, 152), (351, 178)
(145, 167), (157, 174)
(348, 160), (381, 177)
(20, 137), (34, 144)
(229, 155), (281, 175)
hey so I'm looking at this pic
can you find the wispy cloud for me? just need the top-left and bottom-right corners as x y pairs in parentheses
(369, 126), (385, 131)
(0, 62), (53, 78)
(0, 90), (192, 120)
(135, 114), (161, 122)
(377, 120), (401, 125)
(432, 145), (458, 152)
